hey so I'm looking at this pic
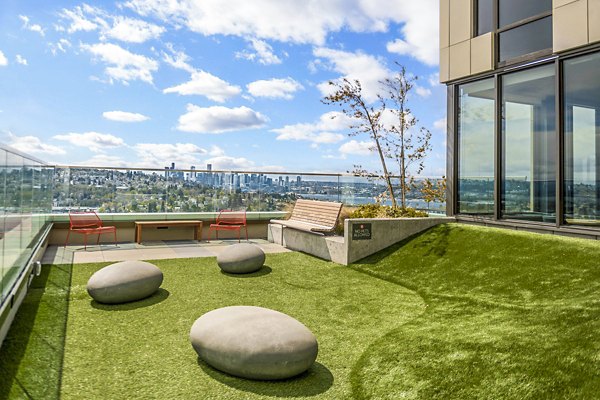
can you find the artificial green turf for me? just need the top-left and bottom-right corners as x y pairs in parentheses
(350, 224), (600, 399)
(2, 223), (600, 399)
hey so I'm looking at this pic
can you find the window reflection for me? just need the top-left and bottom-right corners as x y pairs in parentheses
(564, 52), (600, 225)
(458, 78), (495, 214)
(501, 64), (556, 222)
(498, 16), (552, 63)
(499, 0), (551, 28)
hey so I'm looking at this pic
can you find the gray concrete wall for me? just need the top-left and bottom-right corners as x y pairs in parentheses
(268, 217), (455, 265)
(344, 217), (455, 264)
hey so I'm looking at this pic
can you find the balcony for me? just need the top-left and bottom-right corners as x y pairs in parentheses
(2, 145), (599, 399)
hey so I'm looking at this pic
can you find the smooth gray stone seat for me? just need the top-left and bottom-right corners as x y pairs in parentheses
(87, 260), (163, 304)
(190, 306), (318, 380)
(217, 243), (265, 274)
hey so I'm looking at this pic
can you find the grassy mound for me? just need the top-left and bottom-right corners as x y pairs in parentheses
(350, 224), (600, 399)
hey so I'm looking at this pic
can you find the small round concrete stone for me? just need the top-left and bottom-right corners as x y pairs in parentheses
(87, 260), (163, 304)
(217, 243), (265, 274)
(190, 306), (318, 380)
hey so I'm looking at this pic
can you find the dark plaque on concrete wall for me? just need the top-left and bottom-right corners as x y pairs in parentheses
(352, 223), (372, 240)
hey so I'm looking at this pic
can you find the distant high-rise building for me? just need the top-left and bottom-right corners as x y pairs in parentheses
(296, 176), (301, 186)
(207, 163), (212, 172)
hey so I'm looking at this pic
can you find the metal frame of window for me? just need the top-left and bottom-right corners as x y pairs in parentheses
(473, 0), (553, 68)
(448, 43), (600, 238)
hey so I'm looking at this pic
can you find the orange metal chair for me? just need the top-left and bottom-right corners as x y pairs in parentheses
(65, 211), (117, 250)
(209, 210), (248, 242)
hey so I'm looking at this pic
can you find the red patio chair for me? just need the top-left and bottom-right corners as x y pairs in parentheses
(209, 210), (248, 243)
(64, 211), (117, 250)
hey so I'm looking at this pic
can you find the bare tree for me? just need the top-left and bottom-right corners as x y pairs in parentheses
(380, 64), (432, 208)
(322, 79), (397, 207)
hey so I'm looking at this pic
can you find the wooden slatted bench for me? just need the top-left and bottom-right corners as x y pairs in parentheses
(270, 199), (343, 235)
(134, 220), (203, 244)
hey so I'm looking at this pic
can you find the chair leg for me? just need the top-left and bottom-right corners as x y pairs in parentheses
(64, 230), (70, 248)
(84, 234), (88, 251)
(96, 233), (101, 245)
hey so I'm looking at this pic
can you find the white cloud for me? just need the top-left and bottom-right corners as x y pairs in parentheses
(208, 145), (225, 156)
(433, 117), (446, 131)
(80, 42), (158, 84)
(0, 50), (7, 66)
(415, 85), (431, 98)
(79, 154), (128, 167)
(133, 143), (207, 168)
(313, 47), (391, 103)
(49, 39), (72, 55)
(271, 111), (351, 144)
(246, 77), (303, 100)
(15, 55), (28, 66)
(235, 38), (282, 65)
(103, 16), (165, 43)
(19, 15), (45, 36)
(53, 132), (125, 153)
(103, 110), (150, 122)
(204, 155), (255, 170)
(6, 132), (66, 155)
(339, 140), (373, 156)
(176, 104), (268, 133)
(162, 43), (195, 73)
(384, 1), (439, 65)
(204, 155), (284, 172)
(125, 0), (438, 66)
(163, 70), (241, 102)
(59, 5), (102, 34)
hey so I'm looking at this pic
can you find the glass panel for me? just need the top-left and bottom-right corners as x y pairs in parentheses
(499, 16), (552, 63)
(499, 0), (551, 28)
(0, 149), (5, 303)
(458, 78), (495, 214)
(501, 64), (556, 222)
(477, 0), (494, 36)
(3, 152), (23, 300)
(564, 52), (600, 225)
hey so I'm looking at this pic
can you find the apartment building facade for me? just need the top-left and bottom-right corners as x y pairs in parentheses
(441, 0), (600, 237)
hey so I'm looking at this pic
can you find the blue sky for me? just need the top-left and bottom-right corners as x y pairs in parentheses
(0, 0), (445, 176)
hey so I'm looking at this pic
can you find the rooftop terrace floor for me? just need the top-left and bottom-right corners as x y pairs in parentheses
(42, 239), (290, 264)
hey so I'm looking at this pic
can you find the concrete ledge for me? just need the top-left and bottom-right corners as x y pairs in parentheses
(268, 217), (455, 265)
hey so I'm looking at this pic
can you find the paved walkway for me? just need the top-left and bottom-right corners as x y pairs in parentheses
(42, 239), (290, 265)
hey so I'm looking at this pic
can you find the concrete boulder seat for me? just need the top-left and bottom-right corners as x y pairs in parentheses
(190, 306), (318, 380)
(87, 260), (163, 304)
(217, 243), (265, 274)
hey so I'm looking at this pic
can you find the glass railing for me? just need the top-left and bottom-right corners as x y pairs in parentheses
(52, 166), (446, 214)
(1, 146), (53, 306)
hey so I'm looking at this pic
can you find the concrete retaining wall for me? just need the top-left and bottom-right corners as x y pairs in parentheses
(268, 217), (455, 265)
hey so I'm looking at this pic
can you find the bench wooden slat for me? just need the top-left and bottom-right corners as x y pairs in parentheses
(271, 199), (342, 235)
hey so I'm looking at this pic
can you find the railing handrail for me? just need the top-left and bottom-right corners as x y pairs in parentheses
(52, 164), (446, 180)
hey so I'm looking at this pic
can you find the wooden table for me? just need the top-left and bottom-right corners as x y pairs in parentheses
(134, 220), (203, 244)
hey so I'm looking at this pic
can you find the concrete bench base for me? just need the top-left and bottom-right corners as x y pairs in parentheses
(268, 217), (455, 265)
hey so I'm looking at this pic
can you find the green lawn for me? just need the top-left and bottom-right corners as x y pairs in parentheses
(2, 223), (600, 399)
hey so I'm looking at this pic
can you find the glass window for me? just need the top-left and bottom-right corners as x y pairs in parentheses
(458, 78), (495, 214)
(501, 64), (556, 222)
(477, 0), (494, 36)
(564, 52), (600, 225)
(499, 16), (552, 63)
(499, 0), (551, 28)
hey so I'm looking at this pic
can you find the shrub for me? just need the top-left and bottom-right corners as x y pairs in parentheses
(335, 204), (428, 234)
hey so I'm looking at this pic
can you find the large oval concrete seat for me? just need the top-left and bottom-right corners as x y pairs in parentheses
(190, 306), (318, 380)
(87, 260), (163, 304)
(217, 243), (265, 274)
